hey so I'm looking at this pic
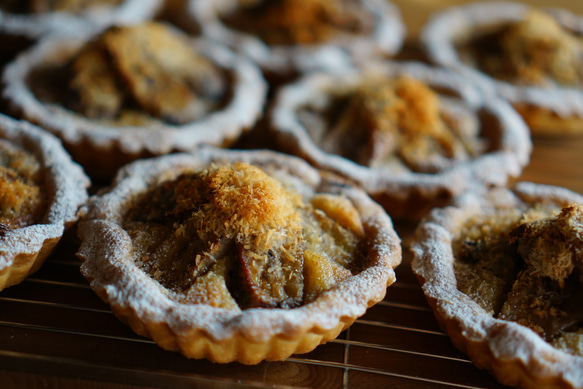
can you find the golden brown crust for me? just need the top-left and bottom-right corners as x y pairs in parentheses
(421, 1), (583, 136)
(411, 182), (583, 389)
(77, 146), (401, 364)
(0, 139), (45, 229)
(2, 22), (267, 179)
(270, 60), (531, 221)
(0, 113), (90, 291)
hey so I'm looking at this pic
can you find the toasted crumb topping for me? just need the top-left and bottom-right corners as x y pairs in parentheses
(0, 140), (45, 229)
(221, 0), (370, 45)
(67, 22), (226, 125)
(467, 11), (583, 86)
(511, 204), (583, 287)
(0, 0), (122, 13)
(124, 163), (364, 310)
(310, 76), (478, 172)
(454, 203), (583, 354)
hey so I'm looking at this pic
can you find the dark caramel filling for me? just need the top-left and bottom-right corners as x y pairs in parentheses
(123, 163), (364, 310)
(454, 204), (583, 355)
(299, 76), (485, 173)
(457, 11), (583, 87)
(0, 139), (46, 230)
(29, 22), (229, 127)
(220, 0), (372, 45)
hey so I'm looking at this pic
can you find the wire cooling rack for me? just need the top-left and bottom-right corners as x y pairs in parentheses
(0, 225), (509, 389)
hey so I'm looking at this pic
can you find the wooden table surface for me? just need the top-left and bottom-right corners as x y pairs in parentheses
(1, 1), (582, 388)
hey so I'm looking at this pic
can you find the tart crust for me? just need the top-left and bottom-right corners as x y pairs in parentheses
(190, 0), (405, 79)
(2, 23), (267, 179)
(76, 146), (401, 364)
(421, 1), (583, 136)
(270, 60), (531, 221)
(411, 182), (583, 389)
(0, 113), (89, 291)
(0, 0), (163, 40)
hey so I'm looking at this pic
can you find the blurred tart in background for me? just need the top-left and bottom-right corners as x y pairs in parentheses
(421, 1), (583, 136)
(2, 21), (267, 179)
(0, 0), (163, 56)
(270, 60), (531, 221)
(191, 0), (405, 83)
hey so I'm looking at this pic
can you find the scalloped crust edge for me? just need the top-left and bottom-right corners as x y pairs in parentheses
(76, 148), (401, 364)
(411, 182), (583, 389)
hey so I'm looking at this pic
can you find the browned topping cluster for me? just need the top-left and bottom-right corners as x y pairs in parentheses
(305, 76), (480, 173)
(454, 204), (583, 355)
(123, 163), (364, 310)
(462, 11), (583, 86)
(0, 140), (45, 231)
(67, 22), (226, 125)
(221, 0), (370, 45)
(0, 0), (122, 13)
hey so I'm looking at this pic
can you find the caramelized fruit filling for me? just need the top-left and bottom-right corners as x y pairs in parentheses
(0, 140), (45, 231)
(454, 204), (583, 355)
(300, 76), (484, 173)
(220, 0), (371, 45)
(460, 11), (583, 86)
(66, 22), (227, 126)
(123, 163), (364, 310)
(0, 0), (123, 13)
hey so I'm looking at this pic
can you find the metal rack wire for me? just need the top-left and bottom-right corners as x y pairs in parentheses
(0, 229), (509, 389)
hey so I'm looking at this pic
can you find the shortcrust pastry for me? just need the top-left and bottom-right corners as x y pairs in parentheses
(421, 2), (583, 136)
(0, 113), (89, 291)
(76, 146), (401, 364)
(190, 0), (404, 81)
(270, 61), (531, 220)
(2, 21), (267, 178)
(412, 182), (583, 389)
(0, 0), (162, 40)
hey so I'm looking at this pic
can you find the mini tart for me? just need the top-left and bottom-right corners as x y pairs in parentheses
(190, 0), (404, 81)
(76, 146), (401, 364)
(421, 2), (583, 136)
(0, 0), (163, 43)
(411, 182), (583, 389)
(270, 60), (531, 221)
(0, 113), (89, 291)
(2, 21), (267, 179)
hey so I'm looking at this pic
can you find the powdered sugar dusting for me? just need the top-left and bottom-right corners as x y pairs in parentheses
(411, 183), (583, 389)
(270, 61), (531, 220)
(421, 2), (583, 120)
(0, 113), (90, 289)
(77, 147), (401, 362)
(2, 27), (267, 177)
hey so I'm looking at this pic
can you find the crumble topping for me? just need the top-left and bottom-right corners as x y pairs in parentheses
(302, 76), (483, 173)
(220, 0), (371, 45)
(0, 0), (122, 13)
(0, 139), (45, 230)
(454, 203), (583, 355)
(462, 11), (583, 86)
(511, 204), (583, 286)
(66, 22), (227, 125)
(123, 163), (363, 310)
